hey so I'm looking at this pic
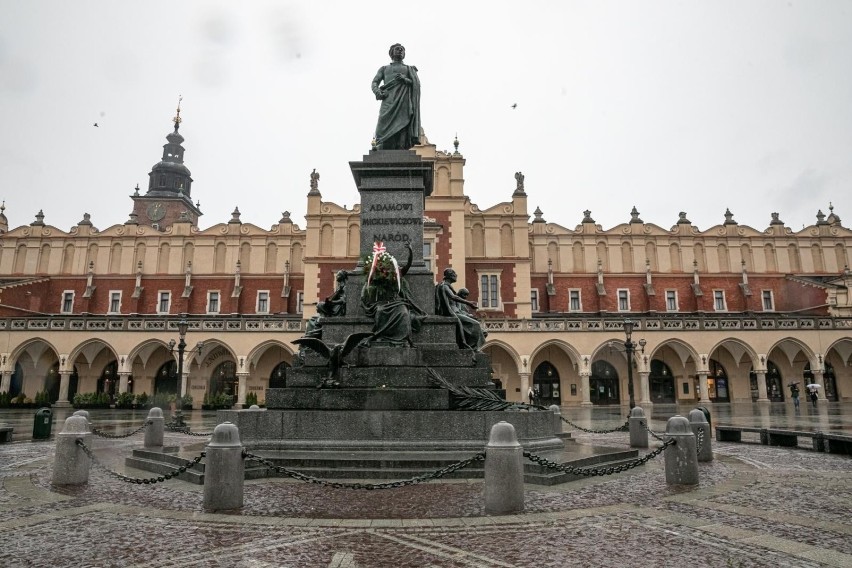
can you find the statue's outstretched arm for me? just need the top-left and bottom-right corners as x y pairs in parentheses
(400, 243), (413, 276)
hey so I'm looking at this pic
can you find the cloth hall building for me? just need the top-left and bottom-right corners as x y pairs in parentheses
(1, 116), (851, 410)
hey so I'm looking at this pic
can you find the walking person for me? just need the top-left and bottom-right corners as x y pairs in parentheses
(528, 386), (536, 406)
(790, 384), (800, 411)
(809, 388), (818, 408)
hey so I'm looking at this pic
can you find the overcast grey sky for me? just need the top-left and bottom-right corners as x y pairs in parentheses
(1, 0), (851, 235)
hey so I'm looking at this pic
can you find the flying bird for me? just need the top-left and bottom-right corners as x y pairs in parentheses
(511, 103), (517, 109)
(93, 123), (99, 127)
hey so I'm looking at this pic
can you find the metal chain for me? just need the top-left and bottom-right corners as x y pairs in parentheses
(696, 428), (704, 455)
(640, 420), (667, 442)
(91, 421), (150, 439)
(242, 451), (486, 490)
(561, 416), (630, 434)
(164, 423), (214, 437)
(524, 438), (675, 477)
(76, 439), (205, 484)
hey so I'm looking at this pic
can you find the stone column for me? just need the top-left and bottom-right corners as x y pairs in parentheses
(236, 372), (249, 408)
(697, 371), (711, 404)
(180, 372), (190, 399)
(519, 372), (531, 403)
(638, 370), (651, 405)
(55, 372), (72, 408)
(0, 371), (11, 393)
(579, 371), (592, 407)
(755, 370), (770, 403)
(118, 372), (131, 394)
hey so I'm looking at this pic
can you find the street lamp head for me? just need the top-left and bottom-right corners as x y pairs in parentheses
(638, 338), (647, 353)
(177, 317), (189, 337)
(623, 319), (634, 341)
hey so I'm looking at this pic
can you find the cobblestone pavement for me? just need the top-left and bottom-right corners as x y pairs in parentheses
(0, 409), (851, 567)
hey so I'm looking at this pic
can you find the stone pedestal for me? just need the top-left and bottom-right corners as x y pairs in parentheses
(347, 149), (435, 313)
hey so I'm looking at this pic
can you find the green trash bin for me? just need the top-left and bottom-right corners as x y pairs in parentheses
(33, 408), (53, 440)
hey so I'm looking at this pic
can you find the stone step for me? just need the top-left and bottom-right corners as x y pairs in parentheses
(126, 444), (637, 487)
(125, 452), (205, 484)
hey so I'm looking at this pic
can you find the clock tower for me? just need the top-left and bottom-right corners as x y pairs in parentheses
(131, 98), (203, 230)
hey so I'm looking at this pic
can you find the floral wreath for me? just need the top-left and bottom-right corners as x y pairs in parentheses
(363, 241), (401, 292)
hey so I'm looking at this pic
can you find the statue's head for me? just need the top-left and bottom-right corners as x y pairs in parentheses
(458, 288), (469, 298)
(443, 268), (457, 282)
(335, 270), (348, 282)
(389, 43), (405, 61)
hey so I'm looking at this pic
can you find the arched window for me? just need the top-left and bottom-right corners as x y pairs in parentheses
(532, 361), (560, 406)
(320, 224), (333, 256)
(471, 223), (485, 257)
(669, 243), (682, 272)
(269, 361), (290, 389)
(154, 360), (178, 395)
(707, 359), (729, 402)
(500, 224), (514, 256)
(209, 360), (238, 399)
(649, 359), (675, 403)
(96, 360), (119, 397)
(621, 242), (634, 272)
(590, 360), (619, 405)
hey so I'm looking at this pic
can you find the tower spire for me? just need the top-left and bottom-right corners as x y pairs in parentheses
(173, 95), (183, 131)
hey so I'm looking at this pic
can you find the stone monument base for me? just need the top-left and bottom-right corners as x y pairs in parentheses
(217, 408), (564, 453)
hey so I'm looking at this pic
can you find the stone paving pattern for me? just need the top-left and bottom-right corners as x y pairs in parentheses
(1, 406), (851, 567)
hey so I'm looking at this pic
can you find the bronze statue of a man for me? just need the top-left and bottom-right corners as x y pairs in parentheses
(371, 43), (421, 150)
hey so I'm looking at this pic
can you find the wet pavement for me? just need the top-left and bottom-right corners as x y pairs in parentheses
(1, 403), (851, 567)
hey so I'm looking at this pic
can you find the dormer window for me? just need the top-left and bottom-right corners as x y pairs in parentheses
(159, 175), (166, 187)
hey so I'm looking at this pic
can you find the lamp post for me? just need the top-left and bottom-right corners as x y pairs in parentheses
(624, 319), (636, 410)
(167, 316), (202, 427)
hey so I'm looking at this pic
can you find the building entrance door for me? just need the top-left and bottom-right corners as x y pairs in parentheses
(590, 361), (620, 405)
(533, 362), (561, 406)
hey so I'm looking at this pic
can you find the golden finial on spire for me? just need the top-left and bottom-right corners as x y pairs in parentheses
(173, 95), (183, 128)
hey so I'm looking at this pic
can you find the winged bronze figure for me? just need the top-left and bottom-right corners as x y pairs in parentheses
(292, 331), (372, 388)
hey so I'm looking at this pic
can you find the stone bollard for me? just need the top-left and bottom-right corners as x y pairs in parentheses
(664, 416), (699, 486)
(629, 406), (649, 448)
(688, 408), (713, 462)
(72, 409), (93, 431)
(52, 415), (92, 486)
(203, 422), (244, 511)
(249, 405), (260, 410)
(484, 421), (525, 515)
(144, 407), (165, 448)
(548, 404), (563, 437)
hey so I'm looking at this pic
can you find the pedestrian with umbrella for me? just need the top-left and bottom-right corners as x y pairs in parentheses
(788, 381), (801, 411)
(806, 383), (820, 407)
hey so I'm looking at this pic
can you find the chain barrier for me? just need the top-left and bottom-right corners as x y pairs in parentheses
(164, 423), (214, 437)
(696, 428), (704, 455)
(91, 421), (150, 439)
(640, 420), (667, 442)
(560, 416), (630, 434)
(76, 439), (205, 484)
(524, 438), (675, 477)
(242, 450), (485, 490)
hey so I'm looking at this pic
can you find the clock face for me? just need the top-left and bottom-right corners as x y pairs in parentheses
(147, 202), (166, 221)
